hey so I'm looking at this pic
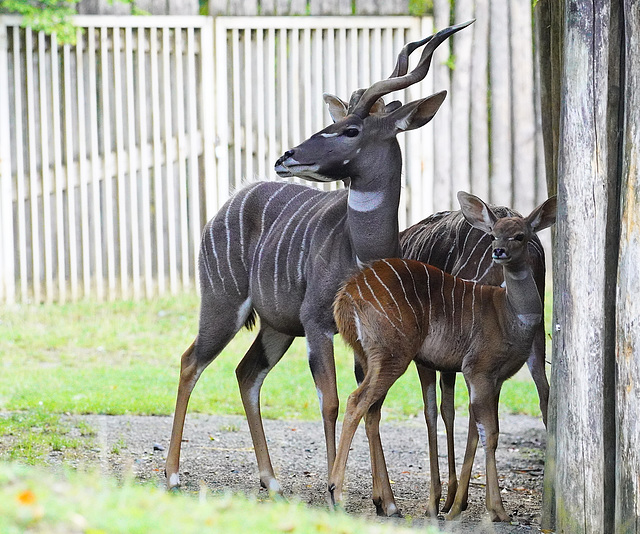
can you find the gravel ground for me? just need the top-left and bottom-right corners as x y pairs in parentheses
(51, 412), (546, 533)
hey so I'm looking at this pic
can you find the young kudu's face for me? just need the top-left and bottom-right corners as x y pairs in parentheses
(489, 218), (531, 266)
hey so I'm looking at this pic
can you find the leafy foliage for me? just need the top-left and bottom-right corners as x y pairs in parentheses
(408, 0), (434, 16)
(1, 0), (80, 43)
(0, 0), (139, 44)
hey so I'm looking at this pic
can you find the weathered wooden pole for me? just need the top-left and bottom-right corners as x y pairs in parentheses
(615, 1), (640, 530)
(537, 0), (633, 532)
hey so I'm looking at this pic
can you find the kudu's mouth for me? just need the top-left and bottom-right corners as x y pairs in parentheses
(274, 151), (326, 181)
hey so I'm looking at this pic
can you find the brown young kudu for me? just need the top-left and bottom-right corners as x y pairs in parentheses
(332, 191), (556, 522)
(164, 22), (473, 494)
(325, 94), (548, 517)
(399, 208), (547, 516)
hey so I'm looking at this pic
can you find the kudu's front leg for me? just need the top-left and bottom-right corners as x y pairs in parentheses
(236, 325), (294, 494)
(415, 363), (443, 517)
(306, 330), (340, 479)
(527, 324), (549, 427)
(446, 404), (477, 520)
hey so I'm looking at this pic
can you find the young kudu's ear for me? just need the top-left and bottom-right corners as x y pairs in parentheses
(323, 93), (349, 122)
(385, 90), (447, 133)
(457, 191), (498, 234)
(526, 196), (557, 233)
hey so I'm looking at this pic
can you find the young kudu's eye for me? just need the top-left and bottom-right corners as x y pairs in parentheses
(514, 234), (525, 242)
(344, 127), (360, 138)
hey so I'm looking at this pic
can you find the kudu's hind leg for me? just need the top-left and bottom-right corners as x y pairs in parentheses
(365, 396), (401, 517)
(416, 364), (442, 517)
(236, 325), (294, 494)
(439, 371), (459, 513)
(527, 324), (549, 427)
(166, 312), (242, 489)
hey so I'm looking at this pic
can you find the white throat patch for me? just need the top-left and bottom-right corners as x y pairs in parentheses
(348, 188), (384, 212)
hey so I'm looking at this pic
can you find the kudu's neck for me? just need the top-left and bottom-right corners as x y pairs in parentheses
(346, 144), (402, 263)
(502, 259), (543, 326)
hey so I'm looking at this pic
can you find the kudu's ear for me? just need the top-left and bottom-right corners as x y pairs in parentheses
(457, 191), (498, 234)
(369, 98), (387, 115)
(385, 90), (447, 133)
(385, 100), (403, 113)
(526, 196), (557, 233)
(323, 93), (348, 122)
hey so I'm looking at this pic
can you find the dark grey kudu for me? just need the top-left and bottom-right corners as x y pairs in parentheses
(165, 21), (474, 494)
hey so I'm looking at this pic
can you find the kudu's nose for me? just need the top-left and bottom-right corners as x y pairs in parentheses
(492, 248), (508, 260)
(275, 149), (295, 167)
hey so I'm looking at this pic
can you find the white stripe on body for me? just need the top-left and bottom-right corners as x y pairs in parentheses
(224, 193), (242, 295)
(402, 260), (425, 319)
(382, 259), (419, 329)
(252, 184), (289, 302)
(267, 188), (316, 306)
(237, 182), (263, 272)
(274, 189), (318, 294)
(356, 276), (408, 340)
(297, 194), (340, 281)
(371, 266), (404, 323)
(421, 263), (433, 327)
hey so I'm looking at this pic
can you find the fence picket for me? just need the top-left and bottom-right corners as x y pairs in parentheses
(470, 0), (489, 201)
(11, 25), (26, 301)
(0, 22), (13, 302)
(76, 27), (91, 299)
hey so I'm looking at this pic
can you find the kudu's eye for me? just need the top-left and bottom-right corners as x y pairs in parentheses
(490, 235), (497, 241)
(514, 234), (525, 242)
(343, 127), (360, 138)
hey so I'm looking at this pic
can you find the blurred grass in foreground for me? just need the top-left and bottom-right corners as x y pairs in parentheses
(0, 463), (426, 534)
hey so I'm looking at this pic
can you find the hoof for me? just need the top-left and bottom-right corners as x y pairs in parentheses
(260, 477), (283, 496)
(166, 472), (181, 492)
(424, 507), (440, 518)
(489, 510), (512, 523)
(328, 483), (338, 507)
(374, 499), (402, 518)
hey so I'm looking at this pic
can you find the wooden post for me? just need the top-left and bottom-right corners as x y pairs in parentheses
(535, 3), (564, 527)
(615, 1), (640, 530)
(538, 0), (625, 532)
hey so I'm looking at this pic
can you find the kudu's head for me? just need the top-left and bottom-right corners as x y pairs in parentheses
(458, 191), (557, 268)
(274, 21), (473, 186)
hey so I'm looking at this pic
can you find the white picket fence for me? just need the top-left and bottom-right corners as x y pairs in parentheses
(0, 13), (543, 304)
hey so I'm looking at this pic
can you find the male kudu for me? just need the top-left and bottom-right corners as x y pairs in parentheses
(332, 191), (556, 521)
(165, 21), (473, 493)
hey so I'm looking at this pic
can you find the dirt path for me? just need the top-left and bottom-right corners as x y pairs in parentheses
(58, 412), (546, 533)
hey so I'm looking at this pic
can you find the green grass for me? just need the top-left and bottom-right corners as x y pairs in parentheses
(0, 290), (549, 421)
(0, 409), (91, 465)
(0, 290), (548, 467)
(0, 463), (427, 534)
